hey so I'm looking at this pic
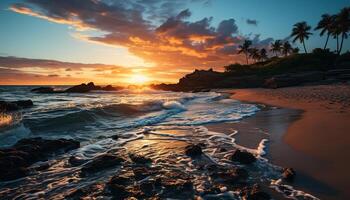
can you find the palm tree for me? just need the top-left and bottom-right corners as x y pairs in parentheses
(271, 40), (282, 56)
(259, 48), (268, 61)
(291, 22), (313, 53)
(281, 41), (293, 56)
(330, 15), (341, 53)
(315, 14), (334, 49)
(335, 7), (350, 54)
(249, 48), (260, 63)
(292, 47), (300, 54)
(238, 40), (252, 64)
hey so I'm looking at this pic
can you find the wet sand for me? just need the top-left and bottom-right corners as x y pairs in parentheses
(223, 85), (350, 200)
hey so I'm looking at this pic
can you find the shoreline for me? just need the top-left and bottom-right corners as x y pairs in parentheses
(225, 84), (350, 200)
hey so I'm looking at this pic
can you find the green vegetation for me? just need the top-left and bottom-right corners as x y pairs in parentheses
(225, 50), (349, 77)
(227, 7), (350, 77)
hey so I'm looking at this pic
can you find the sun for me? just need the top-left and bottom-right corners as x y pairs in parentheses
(128, 73), (150, 85)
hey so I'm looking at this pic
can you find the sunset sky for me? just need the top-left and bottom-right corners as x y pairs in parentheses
(0, 0), (349, 85)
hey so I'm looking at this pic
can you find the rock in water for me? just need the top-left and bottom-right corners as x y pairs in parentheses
(241, 184), (271, 200)
(129, 154), (152, 164)
(0, 101), (19, 112)
(0, 137), (80, 181)
(230, 149), (256, 164)
(31, 87), (54, 93)
(282, 168), (296, 182)
(0, 100), (33, 112)
(11, 100), (33, 108)
(185, 144), (203, 157)
(65, 82), (100, 93)
(81, 153), (124, 175)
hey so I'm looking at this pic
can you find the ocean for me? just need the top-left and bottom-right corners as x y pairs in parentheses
(0, 86), (318, 199)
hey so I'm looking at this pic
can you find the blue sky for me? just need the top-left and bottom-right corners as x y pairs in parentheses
(0, 0), (349, 85)
(0, 0), (349, 65)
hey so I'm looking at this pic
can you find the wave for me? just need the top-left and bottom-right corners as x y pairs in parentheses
(23, 99), (188, 133)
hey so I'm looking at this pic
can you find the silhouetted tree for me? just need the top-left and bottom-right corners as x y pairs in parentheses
(292, 47), (300, 54)
(271, 40), (282, 56)
(238, 40), (252, 64)
(281, 41), (293, 56)
(249, 48), (260, 62)
(291, 22), (312, 53)
(259, 48), (268, 61)
(315, 14), (334, 50)
(335, 7), (350, 54)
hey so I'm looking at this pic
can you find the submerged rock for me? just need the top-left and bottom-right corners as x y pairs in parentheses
(185, 144), (203, 158)
(230, 149), (256, 164)
(282, 168), (296, 182)
(81, 153), (124, 175)
(0, 137), (80, 181)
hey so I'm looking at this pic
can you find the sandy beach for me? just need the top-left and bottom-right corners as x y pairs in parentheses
(226, 84), (350, 200)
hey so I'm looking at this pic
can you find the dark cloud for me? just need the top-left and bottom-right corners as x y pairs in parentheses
(10, 0), (273, 69)
(48, 74), (59, 77)
(246, 19), (258, 26)
(0, 56), (122, 70)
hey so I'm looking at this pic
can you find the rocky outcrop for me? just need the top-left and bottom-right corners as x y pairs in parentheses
(129, 154), (152, 164)
(185, 144), (203, 158)
(241, 184), (271, 200)
(31, 82), (121, 93)
(81, 153), (124, 175)
(230, 149), (256, 164)
(0, 100), (33, 112)
(30, 87), (55, 93)
(282, 167), (296, 182)
(0, 137), (79, 181)
(65, 82), (101, 93)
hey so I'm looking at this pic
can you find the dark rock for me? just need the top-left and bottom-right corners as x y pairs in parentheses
(111, 135), (119, 140)
(161, 179), (194, 198)
(0, 100), (33, 112)
(109, 184), (130, 199)
(11, 100), (33, 108)
(65, 183), (104, 199)
(109, 174), (131, 186)
(185, 144), (203, 158)
(230, 150), (256, 164)
(32, 162), (50, 171)
(133, 166), (153, 180)
(282, 168), (295, 182)
(211, 167), (248, 184)
(129, 154), (152, 164)
(203, 187), (222, 195)
(81, 153), (124, 175)
(0, 101), (19, 112)
(102, 85), (121, 91)
(140, 180), (156, 196)
(0, 137), (80, 181)
(31, 87), (54, 93)
(68, 156), (87, 166)
(241, 184), (271, 200)
(65, 82), (99, 93)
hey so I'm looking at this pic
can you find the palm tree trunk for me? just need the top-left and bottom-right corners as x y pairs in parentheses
(338, 33), (345, 55)
(302, 41), (307, 53)
(324, 34), (330, 50)
(336, 35), (339, 53)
